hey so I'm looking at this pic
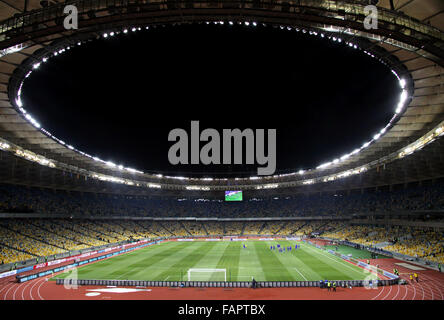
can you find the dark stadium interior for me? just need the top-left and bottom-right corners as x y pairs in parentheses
(21, 24), (398, 175)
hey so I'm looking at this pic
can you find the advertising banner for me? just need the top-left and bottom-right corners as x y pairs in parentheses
(33, 263), (48, 270)
(0, 270), (17, 279)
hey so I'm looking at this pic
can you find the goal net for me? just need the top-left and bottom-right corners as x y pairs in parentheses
(187, 268), (227, 282)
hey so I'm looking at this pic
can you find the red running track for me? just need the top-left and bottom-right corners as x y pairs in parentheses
(1, 258), (443, 300)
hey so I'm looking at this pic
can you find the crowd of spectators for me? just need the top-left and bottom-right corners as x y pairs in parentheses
(0, 181), (443, 265)
(323, 224), (444, 264)
(0, 218), (443, 265)
(1, 181), (444, 218)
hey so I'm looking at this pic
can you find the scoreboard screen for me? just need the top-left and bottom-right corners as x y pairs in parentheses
(225, 191), (243, 201)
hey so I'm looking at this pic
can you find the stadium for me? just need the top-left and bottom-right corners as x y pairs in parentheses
(0, 0), (444, 304)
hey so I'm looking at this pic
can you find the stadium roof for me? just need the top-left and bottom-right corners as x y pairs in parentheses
(0, 0), (444, 195)
(0, 0), (442, 32)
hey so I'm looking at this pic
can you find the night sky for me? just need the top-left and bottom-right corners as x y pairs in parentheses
(22, 24), (399, 177)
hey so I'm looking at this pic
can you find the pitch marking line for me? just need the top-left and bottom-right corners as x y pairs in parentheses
(115, 267), (141, 280)
(304, 243), (366, 277)
(292, 268), (308, 281)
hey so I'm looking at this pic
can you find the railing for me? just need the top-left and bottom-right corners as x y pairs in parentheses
(56, 278), (398, 287)
(0, 212), (351, 220)
(0, 0), (443, 45)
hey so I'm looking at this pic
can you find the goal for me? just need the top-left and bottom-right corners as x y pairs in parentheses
(187, 268), (227, 282)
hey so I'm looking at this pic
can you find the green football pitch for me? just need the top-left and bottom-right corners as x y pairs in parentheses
(51, 241), (378, 282)
(324, 245), (391, 260)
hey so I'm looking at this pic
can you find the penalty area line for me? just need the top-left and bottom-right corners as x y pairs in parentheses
(293, 268), (308, 281)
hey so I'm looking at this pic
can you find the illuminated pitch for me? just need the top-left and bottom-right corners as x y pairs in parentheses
(51, 241), (379, 282)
